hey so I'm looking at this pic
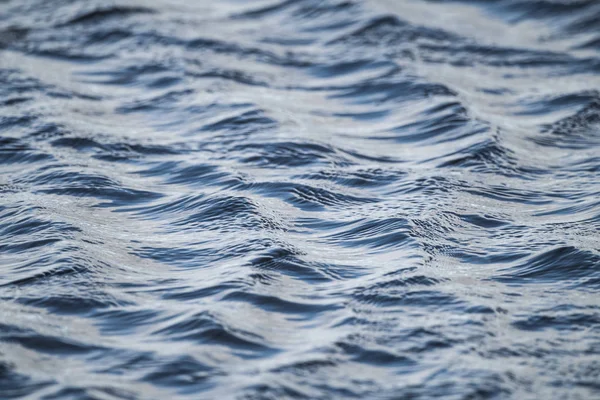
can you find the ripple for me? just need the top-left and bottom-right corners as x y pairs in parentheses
(60, 6), (156, 27)
(494, 246), (600, 287)
(1, 0), (599, 398)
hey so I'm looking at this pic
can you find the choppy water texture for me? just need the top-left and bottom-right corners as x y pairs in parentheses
(1, 0), (599, 398)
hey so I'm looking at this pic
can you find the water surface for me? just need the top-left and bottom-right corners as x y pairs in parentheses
(1, 0), (599, 398)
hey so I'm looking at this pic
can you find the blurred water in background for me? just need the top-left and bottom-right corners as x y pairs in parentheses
(0, 0), (599, 398)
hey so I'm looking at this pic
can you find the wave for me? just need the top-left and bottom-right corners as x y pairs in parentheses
(0, 0), (599, 398)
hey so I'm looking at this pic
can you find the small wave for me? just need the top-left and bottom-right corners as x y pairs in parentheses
(494, 246), (600, 287)
(0, 0), (599, 398)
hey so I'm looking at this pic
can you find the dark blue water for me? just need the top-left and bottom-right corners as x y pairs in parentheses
(1, 0), (599, 398)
